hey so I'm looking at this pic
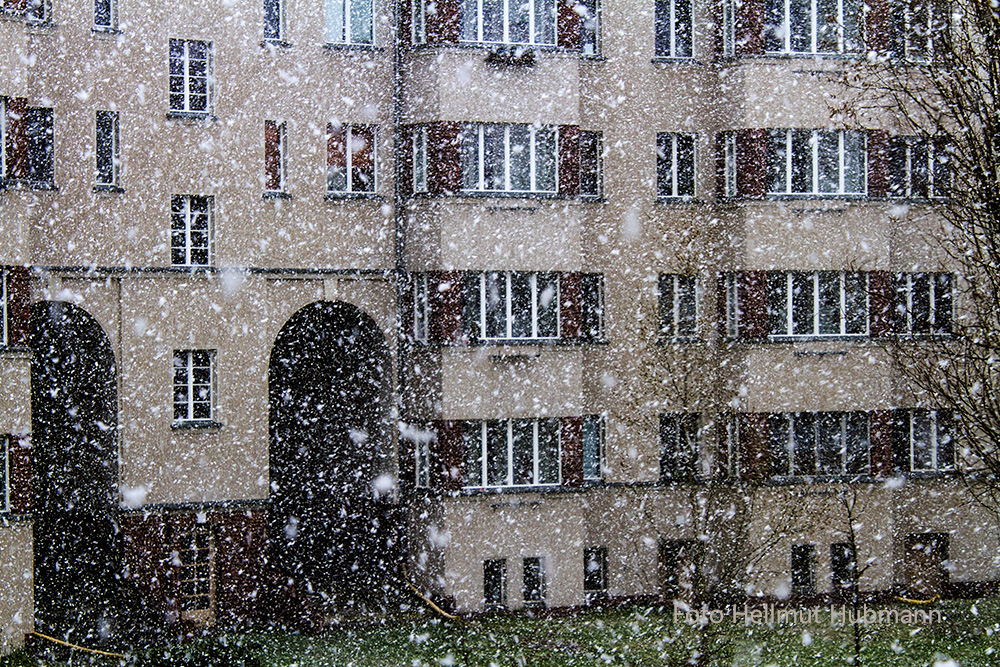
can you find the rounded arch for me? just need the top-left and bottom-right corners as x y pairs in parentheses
(267, 300), (399, 611)
(30, 301), (120, 641)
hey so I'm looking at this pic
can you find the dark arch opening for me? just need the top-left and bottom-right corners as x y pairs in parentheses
(30, 301), (120, 642)
(267, 301), (401, 614)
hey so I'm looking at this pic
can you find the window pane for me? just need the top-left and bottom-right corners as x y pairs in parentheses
(842, 0), (861, 51)
(484, 272), (508, 338)
(326, 0), (346, 41)
(911, 273), (931, 334)
(95, 111), (116, 185)
(654, 0), (672, 56)
(583, 415), (602, 479)
(534, 0), (556, 44)
(461, 0), (479, 40)
(816, 131), (840, 193)
(534, 128), (557, 192)
(484, 560), (506, 605)
(264, 0), (282, 39)
(461, 126), (480, 190)
(789, 0), (811, 52)
(465, 423), (484, 486)
(842, 130), (865, 194)
(676, 135), (695, 197)
(509, 0), (530, 43)
(817, 272), (841, 335)
(486, 421), (508, 485)
(846, 412), (868, 475)
(769, 413), (791, 476)
(816, 0), (840, 52)
(350, 0), (373, 43)
(791, 272), (814, 335)
(816, 413), (843, 474)
(768, 130), (788, 193)
(584, 548), (606, 592)
(512, 420), (534, 485)
(912, 411), (932, 470)
(677, 275), (696, 336)
(767, 272), (788, 336)
(790, 130), (812, 193)
(791, 545), (815, 593)
(509, 126), (531, 191)
(537, 419), (560, 484)
(523, 557), (544, 603)
(792, 413), (816, 475)
(510, 273), (532, 338)
(484, 0), (504, 42)
(674, 0), (692, 57)
(844, 272), (867, 334)
(765, 0), (784, 51)
(579, 0), (598, 54)
(536, 273), (559, 337)
(933, 274), (952, 334)
(350, 126), (375, 192)
(483, 126), (505, 190)
(579, 131), (601, 195)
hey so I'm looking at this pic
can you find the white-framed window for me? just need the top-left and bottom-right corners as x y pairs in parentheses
(582, 414), (604, 481)
(479, 272), (559, 341)
(658, 274), (697, 339)
(327, 124), (376, 195)
(264, 0), (285, 41)
(889, 0), (942, 61)
(769, 411), (870, 477)
(765, 0), (862, 55)
(767, 129), (866, 196)
(654, 0), (693, 58)
(173, 350), (216, 424)
(584, 547), (607, 600)
(523, 556), (546, 606)
(94, 0), (118, 30)
(170, 195), (212, 267)
(904, 409), (954, 472)
(174, 525), (214, 618)
(767, 271), (868, 338)
(660, 412), (700, 481)
(893, 273), (952, 336)
(169, 39), (212, 115)
(264, 119), (287, 193)
(24, 0), (49, 23)
(173, 349), (216, 425)
(326, 0), (373, 44)
(464, 419), (561, 488)
(484, 559), (507, 608)
(412, 126), (428, 194)
(579, 0), (600, 55)
(95, 110), (120, 188)
(460, 0), (555, 46)
(413, 273), (430, 342)
(579, 130), (603, 198)
(460, 124), (557, 194)
(656, 133), (695, 199)
(886, 137), (951, 199)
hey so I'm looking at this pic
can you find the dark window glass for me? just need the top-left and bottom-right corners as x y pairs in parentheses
(264, 0), (282, 40)
(523, 557), (545, 605)
(791, 544), (816, 594)
(484, 559), (506, 607)
(584, 547), (607, 597)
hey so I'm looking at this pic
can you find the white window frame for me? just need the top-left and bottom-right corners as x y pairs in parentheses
(659, 274), (698, 340)
(771, 411), (870, 477)
(168, 39), (212, 116)
(325, 0), (374, 45)
(327, 124), (377, 195)
(413, 126), (428, 194)
(459, 0), (556, 46)
(173, 349), (217, 425)
(656, 133), (696, 199)
(464, 419), (562, 488)
(894, 272), (952, 337)
(170, 195), (213, 267)
(906, 409), (954, 472)
(479, 272), (560, 341)
(95, 110), (120, 188)
(94, 0), (118, 31)
(654, 0), (694, 59)
(461, 124), (558, 194)
(413, 273), (429, 342)
(765, 0), (861, 55)
(264, 0), (286, 41)
(768, 129), (866, 196)
(768, 271), (869, 338)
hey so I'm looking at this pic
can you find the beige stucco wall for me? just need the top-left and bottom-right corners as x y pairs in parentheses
(0, 523), (32, 652)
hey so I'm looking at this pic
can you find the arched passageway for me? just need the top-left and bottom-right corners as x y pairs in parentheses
(268, 301), (400, 612)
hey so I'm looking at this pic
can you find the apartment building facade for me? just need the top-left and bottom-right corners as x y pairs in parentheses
(0, 0), (996, 651)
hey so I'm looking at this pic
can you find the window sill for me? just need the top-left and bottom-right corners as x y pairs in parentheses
(166, 111), (217, 122)
(93, 184), (124, 194)
(3, 180), (57, 191)
(171, 419), (223, 431)
(261, 39), (293, 48)
(651, 56), (696, 64)
(323, 42), (383, 53)
(0, 345), (31, 358)
(657, 335), (701, 345)
(92, 26), (121, 35)
(458, 190), (560, 199)
(324, 191), (382, 201)
(263, 190), (292, 200)
(655, 196), (701, 205)
(762, 51), (860, 60)
(764, 193), (867, 200)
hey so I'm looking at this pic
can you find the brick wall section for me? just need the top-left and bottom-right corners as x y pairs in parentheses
(561, 417), (584, 487)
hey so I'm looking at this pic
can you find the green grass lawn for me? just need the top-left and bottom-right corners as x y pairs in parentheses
(5, 600), (999, 667)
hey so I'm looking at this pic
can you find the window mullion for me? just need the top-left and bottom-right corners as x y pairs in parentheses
(532, 421), (540, 485)
(503, 0), (509, 43)
(930, 411), (938, 470)
(811, 131), (819, 194)
(785, 131), (793, 193)
(506, 420), (514, 486)
(785, 273), (793, 336)
(346, 127), (353, 192)
(529, 127), (537, 192)
(479, 274), (487, 338)
(839, 272), (846, 335)
(504, 127), (511, 191)
(478, 126), (485, 191)
(481, 423), (488, 486)
(530, 273), (538, 338)
(671, 136), (679, 197)
(838, 131), (846, 194)
(811, 0), (817, 53)
(812, 272), (819, 335)
(186, 352), (195, 421)
(506, 272), (513, 338)
(784, 0), (791, 51)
